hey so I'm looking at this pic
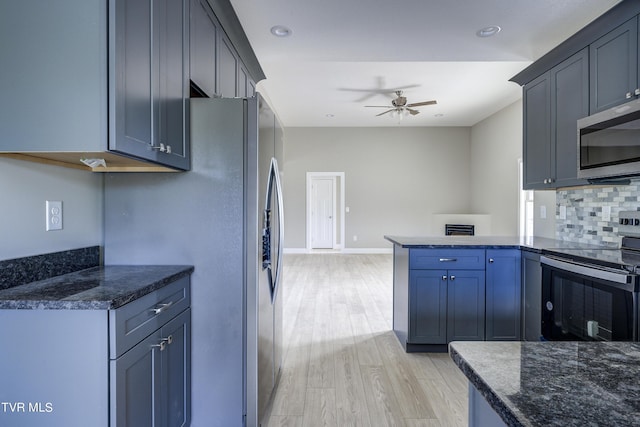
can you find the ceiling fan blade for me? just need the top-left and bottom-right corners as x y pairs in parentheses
(365, 105), (393, 108)
(376, 109), (395, 117)
(406, 100), (437, 108)
(407, 108), (420, 116)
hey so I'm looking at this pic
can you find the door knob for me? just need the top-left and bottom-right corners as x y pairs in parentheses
(450, 275), (455, 281)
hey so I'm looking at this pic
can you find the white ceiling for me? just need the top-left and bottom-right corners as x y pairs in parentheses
(230, 0), (621, 127)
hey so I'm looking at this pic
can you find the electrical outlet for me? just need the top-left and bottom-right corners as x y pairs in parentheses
(602, 205), (611, 222)
(353, 235), (358, 242)
(540, 205), (547, 219)
(46, 201), (63, 231)
(559, 205), (567, 220)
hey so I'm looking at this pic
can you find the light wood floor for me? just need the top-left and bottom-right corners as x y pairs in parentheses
(264, 254), (468, 427)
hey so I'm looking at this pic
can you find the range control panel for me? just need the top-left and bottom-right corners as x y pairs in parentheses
(618, 210), (640, 236)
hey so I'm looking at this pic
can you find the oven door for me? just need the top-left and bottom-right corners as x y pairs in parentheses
(541, 256), (638, 341)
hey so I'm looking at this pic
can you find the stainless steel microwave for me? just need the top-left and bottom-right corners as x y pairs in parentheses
(578, 99), (640, 180)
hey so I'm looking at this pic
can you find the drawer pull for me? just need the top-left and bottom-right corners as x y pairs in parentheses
(442, 275), (447, 281)
(151, 301), (174, 315)
(439, 258), (457, 262)
(489, 258), (495, 263)
(450, 275), (456, 281)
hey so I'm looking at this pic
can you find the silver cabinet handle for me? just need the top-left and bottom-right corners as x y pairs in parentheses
(635, 88), (640, 96)
(627, 92), (633, 99)
(439, 258), (457, 262)
(442, 275), (447, 281)
(151, 339), (168, 351)
(151, 301), (173, 315)
(166, 335), (173, 345)
(450, 275), (455, 281)
(489, 258), (494, 263)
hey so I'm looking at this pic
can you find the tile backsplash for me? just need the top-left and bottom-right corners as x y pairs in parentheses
(556, 180), (640, 246)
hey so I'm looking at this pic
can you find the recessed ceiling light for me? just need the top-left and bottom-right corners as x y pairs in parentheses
(476, 26), (501, 38)
(325, 114), (335, 118)
(434, 113), (444, 118)
(270, 25), (292, 37)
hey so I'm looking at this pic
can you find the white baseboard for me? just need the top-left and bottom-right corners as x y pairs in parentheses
(283, 247), (393, 254)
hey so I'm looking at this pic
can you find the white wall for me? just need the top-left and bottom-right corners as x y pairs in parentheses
(0, 157), (103, 260)
(469, 100), (522, 235)
(283, 127), (472, 250)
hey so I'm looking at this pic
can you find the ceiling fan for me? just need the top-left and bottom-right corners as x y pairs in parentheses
(366, 90), (437, 117)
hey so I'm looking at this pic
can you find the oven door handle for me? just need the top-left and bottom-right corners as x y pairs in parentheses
(541, 255), (638, 290)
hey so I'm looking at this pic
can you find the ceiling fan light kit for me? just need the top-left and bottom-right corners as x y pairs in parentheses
(365, 90), (437, 118)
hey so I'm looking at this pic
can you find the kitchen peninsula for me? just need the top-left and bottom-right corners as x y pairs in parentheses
(384, 235), (616, 352)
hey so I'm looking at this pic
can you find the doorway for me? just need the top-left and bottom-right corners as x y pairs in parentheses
(306, 172), (345, 251)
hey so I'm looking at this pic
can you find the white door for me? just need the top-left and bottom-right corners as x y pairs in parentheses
(310, 178), (334, 249)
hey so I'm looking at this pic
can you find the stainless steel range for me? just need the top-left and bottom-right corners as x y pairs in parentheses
(541, 211), (640, 342)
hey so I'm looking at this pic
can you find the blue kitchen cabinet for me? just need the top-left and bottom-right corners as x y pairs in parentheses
(446, 270), (486, 342)
(409, 270), (448, 344)
(485, 249), (522, 341)
(407, 249), (485, 347)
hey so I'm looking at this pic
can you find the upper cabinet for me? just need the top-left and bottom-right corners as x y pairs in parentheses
(590, 18), (639, 113)
(523, 49), (589, 190)
(111, 0), (190, 170)
(0, 0), (265, 172)
(190, 0), (218, 98)
(0, 0), (190, 172)
(189, 0), (258, 99)
(513, 1), (640, 189)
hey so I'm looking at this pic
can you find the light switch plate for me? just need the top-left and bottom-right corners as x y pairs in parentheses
(540, 205), (547, 219)
(46, 200), (63, 231)
(602, 205), (611, 222)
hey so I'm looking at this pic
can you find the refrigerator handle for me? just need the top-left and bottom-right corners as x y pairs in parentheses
(272, 158), (285, 298)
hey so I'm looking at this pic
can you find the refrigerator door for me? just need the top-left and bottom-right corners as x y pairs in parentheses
(256, 96), (283, 425)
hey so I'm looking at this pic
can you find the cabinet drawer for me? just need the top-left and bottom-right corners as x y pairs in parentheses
(410, 249), (485, 270)
(109, 276), (190, 359)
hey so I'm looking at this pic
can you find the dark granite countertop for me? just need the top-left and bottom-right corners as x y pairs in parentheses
(0, 265), (194, 310)
(449, 341), (640, 427)
(384, 235), (617, 252)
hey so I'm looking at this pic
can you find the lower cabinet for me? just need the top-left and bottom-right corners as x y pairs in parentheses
(410, 270), (485, 344)
(485, 249), (522, 340)
(110, 309), (191, 427)
(109, 277), (191, 427)
(399, 248), (521, 351)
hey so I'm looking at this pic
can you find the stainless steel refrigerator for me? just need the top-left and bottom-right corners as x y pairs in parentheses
(103, 95), (284, 427)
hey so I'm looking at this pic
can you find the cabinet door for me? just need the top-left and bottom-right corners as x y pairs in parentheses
(155, 0), (190, 169)
(522, 250), (542, 341)
(590, 17), (638, 113)
(190, 0), (217, 98)
(218, 32), (239, 98)
(111, 0), (190, 170)
(111, 0), (153, 152)
(552, 48), (589, 188)
(523, 72), (552, 189)
(110, 329), (163, 427)
(485, 250), (522, 341)
(447, 270), (485, 342)
(161, 309), (191, 427)
(409, 270), (447, 344)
